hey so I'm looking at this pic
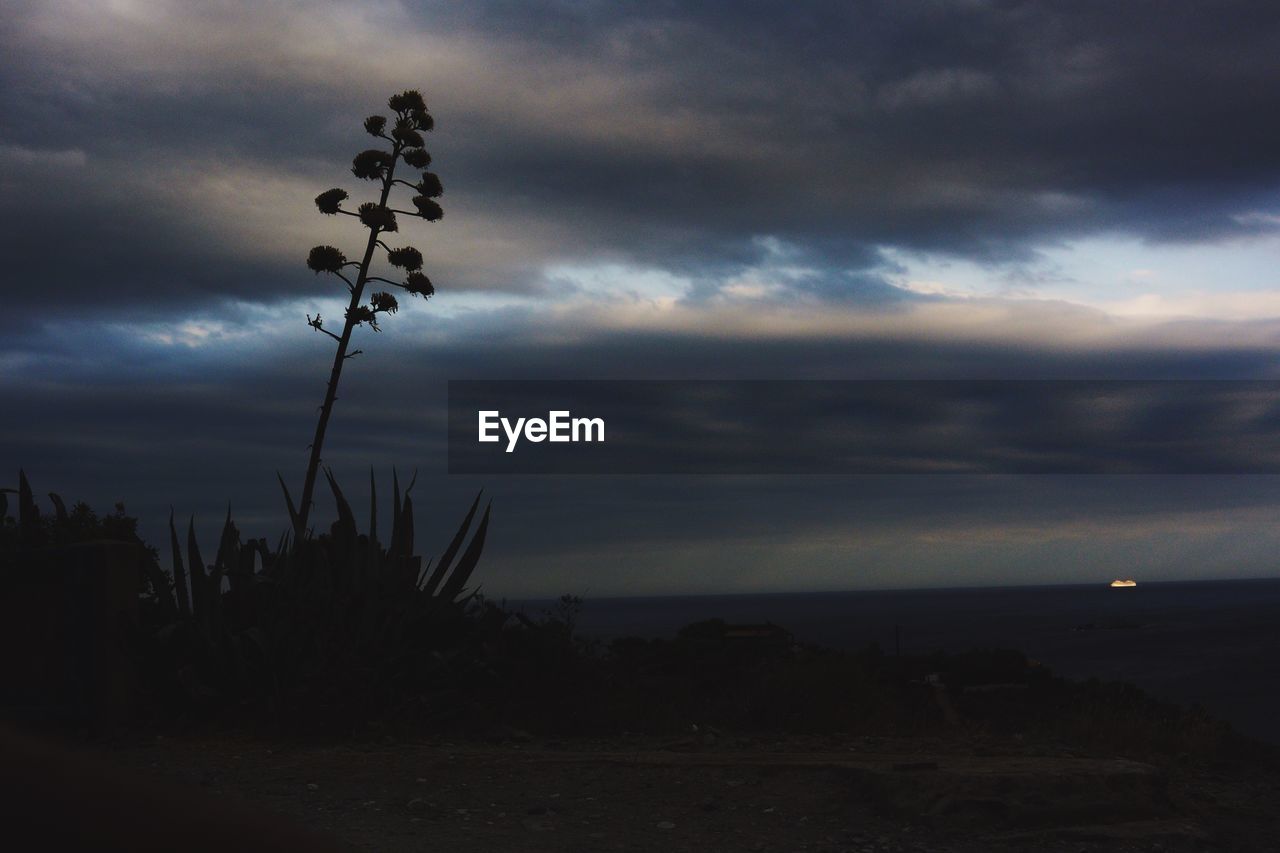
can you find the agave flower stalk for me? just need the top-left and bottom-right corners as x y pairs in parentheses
(295, 90), (445, 540)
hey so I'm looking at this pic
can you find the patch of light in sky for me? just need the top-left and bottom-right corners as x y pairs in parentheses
(425, 290), (539, 318)
(543, 262), (693, 303)
(884, 233), (1280, 318)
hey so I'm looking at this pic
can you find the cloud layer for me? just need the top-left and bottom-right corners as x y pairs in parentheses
(4, 0), (1280, 320)
(4, 1), (1280, 594)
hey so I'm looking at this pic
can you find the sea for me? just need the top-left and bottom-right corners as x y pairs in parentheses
(514, 579), (1280, 743)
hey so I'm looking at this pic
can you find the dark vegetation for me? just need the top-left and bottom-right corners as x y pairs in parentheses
(469, 615), (1247, 764)
(0, 92), (497, 738)
(2, 470), (492, 735)
(1, 470), (1250, 768)
(0, 474), (167, 604)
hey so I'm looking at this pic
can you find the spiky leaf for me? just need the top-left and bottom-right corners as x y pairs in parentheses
(439, 502), (492, 602)
(15, 470), (40, 545)
(277, 472), (301, 538)
(214, 505), (239, 571)
(324, 468), (357, 542)
(400, 494), (414, 559)
(389, 468), (403, 557)
(188, 516), (208, 627)
(423, 491), (482, 596)
(169, 509), (191, 618)
(368, 468), (378, 550)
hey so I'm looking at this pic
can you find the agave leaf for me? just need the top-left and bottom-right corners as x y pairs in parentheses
(388, 468), (404, 559)
(188, 515), (208, 626)
(457, 586), (485, 607)
(269, 532), (290, 582)
(17, 470), (32, 512)
(213, 508), (240, 618)
(368, 468), (378, 549)
(400, 494), (414, 558)
(438, 501), (491, 602)
(389, 469), (417, 560)
(414, 557), (434, 590)
(215, 504), (239, 570)
(277, 472), (301, 539)
(18, 469), (38, 539)
(47, 492), (69, 524)
(169, 509), (191, 618)
(324, 467), (357, 542)
(392, 467), (402, 524)
(422, 491), (481, 596)
(419, 558), (448, 598)
(207, 556), (225, 633)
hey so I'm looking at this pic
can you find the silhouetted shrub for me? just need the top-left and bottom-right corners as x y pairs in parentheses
(134, 470), (492, 733)
(0, 470), (169, 609)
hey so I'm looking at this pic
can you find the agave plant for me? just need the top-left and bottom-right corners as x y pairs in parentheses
(296, 90), (445, 541)
(161, 468), (492, 720)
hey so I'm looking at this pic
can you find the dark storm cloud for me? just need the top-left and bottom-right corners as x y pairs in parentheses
(432, 0), (1280, 246)
(3, 0), (1280, 320)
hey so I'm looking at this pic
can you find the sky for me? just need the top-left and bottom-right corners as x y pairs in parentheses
(3, 0), (1280, 596)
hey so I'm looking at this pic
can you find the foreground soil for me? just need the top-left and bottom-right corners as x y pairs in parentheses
(99, 731), (1280, 852)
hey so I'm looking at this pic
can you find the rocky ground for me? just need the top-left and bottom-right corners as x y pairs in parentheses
(99, 731), (1280, 852)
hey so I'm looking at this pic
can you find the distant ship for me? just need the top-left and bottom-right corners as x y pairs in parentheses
(1110, 579), (1137, 588)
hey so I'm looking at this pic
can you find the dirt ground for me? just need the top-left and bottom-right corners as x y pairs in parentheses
(96, 731), (1280, 852)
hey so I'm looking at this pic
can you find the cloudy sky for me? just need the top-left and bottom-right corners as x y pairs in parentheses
(3, 0), (1280, 596)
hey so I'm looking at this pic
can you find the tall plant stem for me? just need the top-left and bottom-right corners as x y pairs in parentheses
(296, 144), (401, 540)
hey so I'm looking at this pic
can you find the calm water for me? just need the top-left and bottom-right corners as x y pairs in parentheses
(515, 579), (1280, 743)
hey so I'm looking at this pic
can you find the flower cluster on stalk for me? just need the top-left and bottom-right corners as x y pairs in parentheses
(307, 89), (445, 335)
(306, 245), (347, 274)
(404, 271), (435, 299)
